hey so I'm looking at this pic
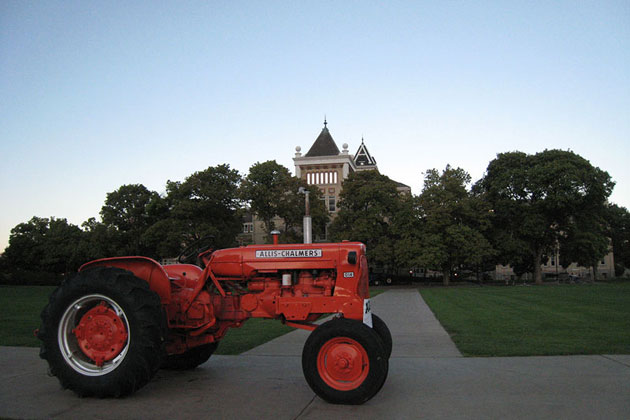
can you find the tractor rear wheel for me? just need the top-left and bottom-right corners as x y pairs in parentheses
(302, 318), (388, 405)
(162, 342), (218, 370)
(38, 267), (164, 397)
(371, 314), (392, 359)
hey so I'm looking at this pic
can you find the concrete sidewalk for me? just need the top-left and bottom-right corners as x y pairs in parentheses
(1, 289), (629, 419)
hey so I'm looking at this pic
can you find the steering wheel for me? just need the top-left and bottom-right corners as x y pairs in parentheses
(177, 236), (215, 265)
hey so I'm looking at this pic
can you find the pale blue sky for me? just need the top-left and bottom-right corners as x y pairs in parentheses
(1, 0), (629, 251)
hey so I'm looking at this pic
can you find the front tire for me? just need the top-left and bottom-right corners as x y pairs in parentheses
(302, 318), (388, 405)
(38, 267), (164, 397)
(371, 314), (392, 359)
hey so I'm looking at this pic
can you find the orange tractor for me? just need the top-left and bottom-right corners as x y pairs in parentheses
(38, 234), (391, 404)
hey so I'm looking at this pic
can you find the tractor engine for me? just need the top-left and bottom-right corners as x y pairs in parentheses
(164, 242), (370, 354)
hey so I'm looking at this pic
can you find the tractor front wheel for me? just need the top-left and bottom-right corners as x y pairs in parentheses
(38, 267), (164, 397)
(302, 318), (388, 405)
(371, 314), (392, 359)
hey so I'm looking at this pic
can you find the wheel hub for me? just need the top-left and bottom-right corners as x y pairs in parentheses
(317, 338), (369, 390)
(336, 356), (350, 369)
(73, 302), (128, 366)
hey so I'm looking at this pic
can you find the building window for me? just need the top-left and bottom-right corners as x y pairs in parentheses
(328, 196), (336, 212)
(306, 171), (338, 185)
(243, 223), (253, 233)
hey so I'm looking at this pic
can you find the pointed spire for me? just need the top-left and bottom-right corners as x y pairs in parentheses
(353, 137), (377, 168)
(305, 120), (340, 157)
(324, 116), (327, 128)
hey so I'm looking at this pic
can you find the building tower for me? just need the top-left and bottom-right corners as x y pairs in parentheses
(293, 119), (356, 214)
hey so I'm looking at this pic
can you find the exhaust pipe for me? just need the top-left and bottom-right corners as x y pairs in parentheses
(303, 216), (312, 244)
(300, 187), (312, 244)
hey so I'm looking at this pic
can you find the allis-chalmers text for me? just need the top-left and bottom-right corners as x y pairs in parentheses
(255, 249), (323, 258)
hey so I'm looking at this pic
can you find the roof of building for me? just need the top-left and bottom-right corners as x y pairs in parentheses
(353, 138), (377, 168)
(393, 180), (410, 189)
(241, 211), (253, 222)
(305, 120), (341, 157)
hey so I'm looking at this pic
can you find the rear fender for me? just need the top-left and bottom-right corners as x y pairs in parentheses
(79, 257), (172, 304)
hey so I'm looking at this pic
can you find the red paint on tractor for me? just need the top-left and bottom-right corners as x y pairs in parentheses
(80, 257), (172, 304)
(72, 302), (128, 366)
(317, 337), (369, 391)
(45, 238), (388, 403)
(80, 242), (370, 356)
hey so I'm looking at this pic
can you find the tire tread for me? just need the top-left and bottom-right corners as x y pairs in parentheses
(38, 267), (164, 397)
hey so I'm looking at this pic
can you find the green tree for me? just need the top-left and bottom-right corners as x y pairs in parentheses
(240, 161), (292, 233)
(477, 150), (614, 284)
(606, 204), (630, 276)
(141, 218), (187, 259)
(76, 217), (121, 261)
(159, 164), (243, 251)
(390, 192), (424, 270)
(100, 184), (167, 255)
(240, 160), (328, 242)
(4, 216), (84, 275)
(329, 171), (404, 269)
(417, 166), (494, 285)
(559, 215), (609, 281)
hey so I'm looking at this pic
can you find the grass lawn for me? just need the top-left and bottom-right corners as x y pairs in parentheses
(0, 285), (54, 347)
(420, 282), (630, 357)
(0, 285), (386, 354)
(215, 318), (294, 355)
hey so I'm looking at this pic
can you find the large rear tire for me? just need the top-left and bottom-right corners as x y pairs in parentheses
(162, 342), (218, 370)
(302, 318), (388, 405)
(38, 267), (164, 397)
